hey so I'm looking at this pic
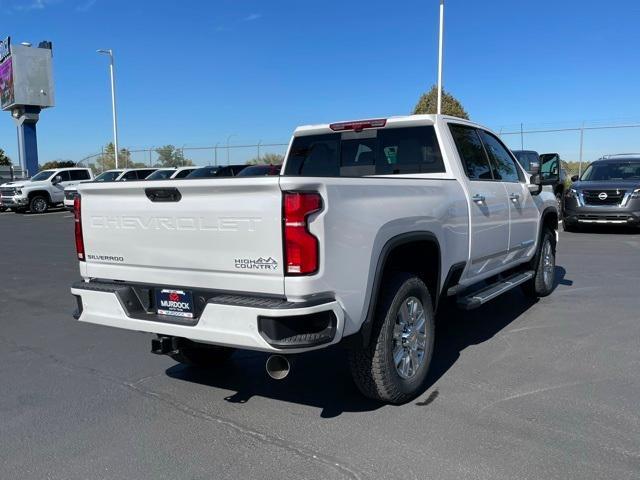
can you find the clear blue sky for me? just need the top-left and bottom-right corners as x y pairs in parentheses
(1, 0), (639, 165)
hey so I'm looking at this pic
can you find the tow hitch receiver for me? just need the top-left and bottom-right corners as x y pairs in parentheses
(151, 335), (180, 355)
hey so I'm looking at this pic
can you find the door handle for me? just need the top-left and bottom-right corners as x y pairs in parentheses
(472, 194), (486, 203)
(509, 193), (520, 202)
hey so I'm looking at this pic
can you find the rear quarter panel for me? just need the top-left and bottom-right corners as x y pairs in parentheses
(280, 176), (469, 336)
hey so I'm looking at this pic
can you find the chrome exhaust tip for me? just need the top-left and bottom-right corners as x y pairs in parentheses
(265, 355), (290, 380)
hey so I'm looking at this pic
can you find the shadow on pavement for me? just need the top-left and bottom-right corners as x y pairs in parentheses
(166, 265), (571, 416)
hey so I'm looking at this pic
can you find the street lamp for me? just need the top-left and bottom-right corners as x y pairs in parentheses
(97, 49), (120, 168)
(436, 0), (445, 115)
(226, 134), (236, 165)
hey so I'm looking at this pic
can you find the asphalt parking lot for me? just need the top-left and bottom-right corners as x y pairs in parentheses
(1, 210), (639, 480)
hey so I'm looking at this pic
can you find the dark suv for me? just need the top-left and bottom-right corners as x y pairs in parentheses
(563, 155), (640, 231)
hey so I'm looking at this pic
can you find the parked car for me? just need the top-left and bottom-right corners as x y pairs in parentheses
(145, 167), (197, 180)
(185, 164), (246, 178)
(236, 164), (281, 176)
(563, 154), (640, 231)
(70, 114), (559, 403)
(64, 168), (159, 210)
(1, 167), (93, 214)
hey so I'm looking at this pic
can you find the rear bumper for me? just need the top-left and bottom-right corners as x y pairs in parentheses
(71, 280), (344, 353)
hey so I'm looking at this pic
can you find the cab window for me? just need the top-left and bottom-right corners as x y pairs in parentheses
(477, 130), (522, 182)
(449, 124), (494, 180)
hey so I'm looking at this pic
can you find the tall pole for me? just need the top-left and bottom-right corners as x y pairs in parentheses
(437, 0), (445, 115)
(226, 134), (236, 165)
(98, 49), (119, 168)
(520, 123), (524, 150)
(578, 126), (584, 177)
(214, 142), (220, 166)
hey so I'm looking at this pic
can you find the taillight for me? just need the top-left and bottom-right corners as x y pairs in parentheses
(329, 118), (387, 132)
(74, 196), (85, 261)
(283, 192), (322, 275)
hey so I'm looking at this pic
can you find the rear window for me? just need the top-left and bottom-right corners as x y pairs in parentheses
(283, 126), (444, 177)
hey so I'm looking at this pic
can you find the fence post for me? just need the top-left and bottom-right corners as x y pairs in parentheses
(520, 123), (524, 150)
(578, 126), (584, 177)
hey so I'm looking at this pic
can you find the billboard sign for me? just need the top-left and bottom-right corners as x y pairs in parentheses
(0, 37), (10, 63)
(0, 57), (14, 109)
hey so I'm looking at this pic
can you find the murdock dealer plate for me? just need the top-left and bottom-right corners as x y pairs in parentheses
(155, 289), (194, 318)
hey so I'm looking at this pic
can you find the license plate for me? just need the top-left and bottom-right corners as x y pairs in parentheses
(155, 289), (194, 318)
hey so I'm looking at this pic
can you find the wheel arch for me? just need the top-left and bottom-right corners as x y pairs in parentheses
(356, 232), (442, 348)
(27, 190), (52, 203)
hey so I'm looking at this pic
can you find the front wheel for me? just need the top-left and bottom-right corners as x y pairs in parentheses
(170, 339), (235, 368)
(523, 229), (556, 298)
(29, 195), (49, 214)
(349, 273), (435, 404)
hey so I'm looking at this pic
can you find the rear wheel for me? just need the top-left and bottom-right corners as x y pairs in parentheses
(523, 229), (556, 298)
(29, 195), (49, 214)
(555, 192), (564, 219)
(349, 273), (435, 404)
(170, 339), (235, 368)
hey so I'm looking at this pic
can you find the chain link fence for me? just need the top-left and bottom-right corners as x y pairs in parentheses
(497, 121), (640, 178)
(78, 143), (289, 173)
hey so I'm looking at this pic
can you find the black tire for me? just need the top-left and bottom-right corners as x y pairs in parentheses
(523, 229), (556, 298)
(13, 207), (26, 214)
(29, 195), (49, 214)
(555, 192), (564, 219)
(170, 339), (235, 368)
(349, 273), (435, 404)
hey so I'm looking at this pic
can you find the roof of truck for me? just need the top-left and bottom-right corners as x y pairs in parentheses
(293, 114), (482, 137)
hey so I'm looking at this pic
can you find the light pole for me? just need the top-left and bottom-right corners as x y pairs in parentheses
(226, 134), (236, 165)
(214, 141), (220, 166)
(437, 0), (445, 115)
(97, 49), (119, 168)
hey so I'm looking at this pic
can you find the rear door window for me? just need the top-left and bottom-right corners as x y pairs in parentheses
(449, 124), (494, 180)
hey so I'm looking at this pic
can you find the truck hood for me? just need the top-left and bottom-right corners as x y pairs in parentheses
(573, 180), (640, 191)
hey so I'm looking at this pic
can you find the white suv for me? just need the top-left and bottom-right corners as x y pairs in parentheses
(0, 167), (93, 213)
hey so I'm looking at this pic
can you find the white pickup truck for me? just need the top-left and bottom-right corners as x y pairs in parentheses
(71, 115), (559, 403)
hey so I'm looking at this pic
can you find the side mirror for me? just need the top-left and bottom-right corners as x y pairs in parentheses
(528, 173), (542, 195)
(528, 160), (540, 175)
(52, 175), (62, 185)
(571, 175), (579, 182)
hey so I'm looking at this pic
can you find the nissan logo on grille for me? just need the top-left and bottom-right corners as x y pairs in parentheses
(598, 192), (608, 200)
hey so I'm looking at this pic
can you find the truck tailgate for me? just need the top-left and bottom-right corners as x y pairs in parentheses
(78, 178), (285, 295)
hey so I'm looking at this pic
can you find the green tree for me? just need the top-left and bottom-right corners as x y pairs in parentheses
(155, 145), (194, 167)
(96, 143), (132, 172)
(39, 160), (76, 170)
(246, 153), (284, 165)
(413, 85), (469, 119)
(0, 148), (11, 166)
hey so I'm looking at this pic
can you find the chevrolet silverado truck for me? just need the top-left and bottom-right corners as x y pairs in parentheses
(1, 167), (93, 213)
(70, 115), (559, 403)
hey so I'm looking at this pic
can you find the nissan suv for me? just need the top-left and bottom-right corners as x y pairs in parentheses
(563, 154), (640, 231)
